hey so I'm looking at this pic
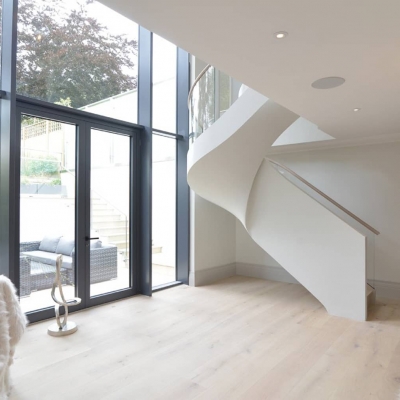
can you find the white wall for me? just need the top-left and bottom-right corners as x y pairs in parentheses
(236, 221), (280, 268)
(192, 194), (236, 272)
(79, 77), (176, 130)
(236, 141), (400, 288)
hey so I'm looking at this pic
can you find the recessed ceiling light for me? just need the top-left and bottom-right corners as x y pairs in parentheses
(274, 31), (288, 39)
(311, 77), (345, 89)
(353, 108), (361, 112)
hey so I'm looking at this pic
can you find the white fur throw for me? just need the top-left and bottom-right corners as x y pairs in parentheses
(0, 276), (27, 400)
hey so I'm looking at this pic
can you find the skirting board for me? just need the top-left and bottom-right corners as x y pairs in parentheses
(193, 263), (236, 286)
(236, 263), (299, 284)
(189, 270), (195, 286)
(192, 264), (400, 300)
(372, 280), (400, 300)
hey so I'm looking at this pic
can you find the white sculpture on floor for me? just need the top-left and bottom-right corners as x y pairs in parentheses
(47, 255), (81, 337)
(0, 275), (27, 400)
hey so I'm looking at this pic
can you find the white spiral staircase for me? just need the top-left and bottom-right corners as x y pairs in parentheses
(188, 74), (379, 321)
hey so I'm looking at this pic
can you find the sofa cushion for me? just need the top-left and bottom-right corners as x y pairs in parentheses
(90, 240), (102, 249)
(62, 256), (73, 270)
(21, 251), (73, 270)
(38, 235), (62, 253)
(56, 237), (75, 256)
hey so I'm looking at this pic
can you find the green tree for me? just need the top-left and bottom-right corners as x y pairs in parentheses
(15, 0), (137, 108)
(21, 155), (59, 178)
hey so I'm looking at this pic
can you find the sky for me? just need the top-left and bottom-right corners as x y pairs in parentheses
(88, 1), (177, 83)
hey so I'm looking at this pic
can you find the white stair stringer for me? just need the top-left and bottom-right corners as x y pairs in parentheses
(188, 87), (372, 321)
(246, 159), (366, 320)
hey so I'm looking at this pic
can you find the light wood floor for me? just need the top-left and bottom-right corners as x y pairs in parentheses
(9, 276), (400, 400)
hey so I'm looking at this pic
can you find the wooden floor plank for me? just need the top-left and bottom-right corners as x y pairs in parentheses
(8, 277), (400, 400)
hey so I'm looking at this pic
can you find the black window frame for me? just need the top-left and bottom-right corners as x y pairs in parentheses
(0, 0), (190, 322)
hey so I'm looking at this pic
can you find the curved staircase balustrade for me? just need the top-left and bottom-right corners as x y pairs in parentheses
(189, 64), (244, 141)
(188, 85), (379, 321)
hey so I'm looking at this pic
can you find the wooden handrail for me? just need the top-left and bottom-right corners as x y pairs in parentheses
(268, 159), (380, 235)
(187, 64), (212, 109)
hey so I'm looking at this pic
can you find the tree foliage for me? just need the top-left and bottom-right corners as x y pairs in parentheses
(21, 156), (59, 177)
(15, 0), (137, 108)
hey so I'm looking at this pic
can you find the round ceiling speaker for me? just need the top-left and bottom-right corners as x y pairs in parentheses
(311, 77), (345, 89)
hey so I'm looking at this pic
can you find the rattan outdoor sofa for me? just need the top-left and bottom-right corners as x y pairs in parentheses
(19, 236), (118, 297)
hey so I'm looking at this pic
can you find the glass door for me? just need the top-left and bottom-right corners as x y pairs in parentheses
(88, 127), (133, 298)
(19, 114), (77, 313)
(17, 102), (140, 320)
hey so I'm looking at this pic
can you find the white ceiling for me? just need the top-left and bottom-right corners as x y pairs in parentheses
(102, 0), (400, 144)
(272, 118), (334, 147)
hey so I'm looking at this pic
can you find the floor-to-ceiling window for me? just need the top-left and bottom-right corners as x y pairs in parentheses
(15, 0), (142, 317)
(0, 0), (190, 322)
(152, 34), (176, 132)
(17, 0), (138, 123)
(152, 134), (177, 287)
(152, 35), (178, 288)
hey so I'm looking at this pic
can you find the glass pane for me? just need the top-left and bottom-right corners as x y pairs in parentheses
(19, 115), (76, 313)
(219, 71), (231, 118)
(17, 0), (138, 123)
(152, 134), (176, 287)
(90, 129), (130, 296)
(197, 67), (215, 133)
(152, 34), (177, 133)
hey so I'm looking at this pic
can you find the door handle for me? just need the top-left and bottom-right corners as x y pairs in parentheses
(85, 236), (99, 241)
(85, 236), (99, 246)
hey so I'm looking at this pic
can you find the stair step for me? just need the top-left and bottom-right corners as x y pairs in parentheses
(92, 210), (121, 216)
(92, 227), (128, 235)
(110, 246), (162, 254)
(113, 241), (129, 250)
(92, 204), (115, 211)
(90, 197), (105, 203)
(92, 220), (127, 228)
(101, 240), (128, 248)
(120, 246), (161, 254)
(92, 216), (124, 223)
(110, 241), (143, 251)
(104, 234), (129, 242)
(107, 246), (161, 256)
(152, 246), (162, 254)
